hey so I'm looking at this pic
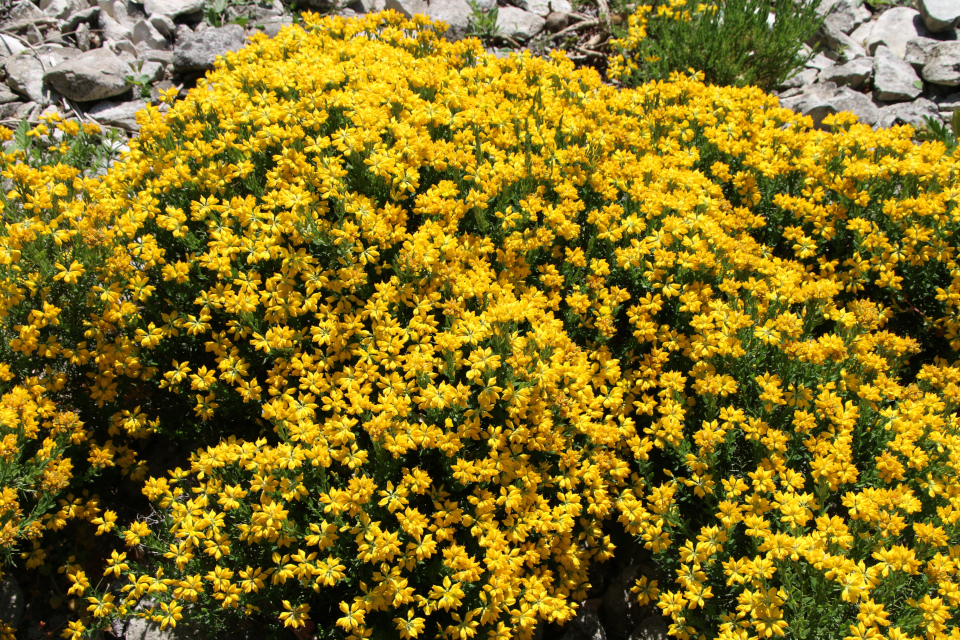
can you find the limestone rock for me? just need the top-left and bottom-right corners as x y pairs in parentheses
(905, 37), (940, 71)
(8, 0), (45, 22)
(822, 0), (871, 35)
(4, 44), (71, 104)
(512, 0), (572, 18)
(382, 0), (427, 18)
(144, 0), (204, 17)
(40, 0), (86, 20)
(173, 23), (246, 71)
(779, 83), (881, 128)
(99, 9), (134, 42)
(819, 56), (872, 89)
(922, 41), (960, 86)
(780, 67), (819, 90)
(812, 18), (867, 61)
(496, 6), (545, 41)
(44, 46), (132, 101)
(149, 14), (176, 37)
(62, 7), (101, 33)
(865, 7), (929, 59)
(873, 45), (923, 101)
(918, 0), (960, 33)
(86, 98), (146, 130)
(132, 19), (169, 50)
(939, 92), (960, 116)
(0, 34), (26, 57)
(876, 97), (941, 128)
(806, 51), (836, 70)
(425, 0), (474, 41)
(848, 19), (873, 47)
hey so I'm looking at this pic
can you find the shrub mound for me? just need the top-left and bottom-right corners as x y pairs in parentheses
(1, 9), (959, 640)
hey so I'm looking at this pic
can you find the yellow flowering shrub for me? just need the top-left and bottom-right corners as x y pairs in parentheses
(0, 387), (97, 569)
(0, 9), (959, 640)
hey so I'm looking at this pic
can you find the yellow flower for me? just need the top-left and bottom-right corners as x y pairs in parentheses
(279, 601), (311, 629)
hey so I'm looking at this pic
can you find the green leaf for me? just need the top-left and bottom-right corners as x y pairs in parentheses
(12, 119), (29, 154)
(230, 16), (249, 27)
(212, 0), (228, 13)
(913, 80), (924, 89)
(952, 110), (960, 139)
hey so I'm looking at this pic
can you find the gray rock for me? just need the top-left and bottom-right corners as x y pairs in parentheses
(876, 97), (941, 128)
(780, 83), (881, 127)
(62, 7), (101, 32)
(512, 0), (572, 18)
(132, 19), (168, 50)
(561, 607), (606, 640)
(8, 0), (45, 22)
(86, 98), (146, 130)
(382, 0), (426, 18)
(848, 19), (873, 47)
(0, 87), (19, 103)
(425, 0), (474, 41)
(137, 60), (164, 83)
(629, 616), (669, 640)
(258, 16), (293, 38)
(0, 34), (26, 57)
(15, 101), (39, 120)
(918, 0), (960, 33)
(0, 576), (23, 630)
(142, 49), (173, 65)
(823, 0), (871, 35)
(806, 51), (836, 70)
(349, 0), (386, 12)
(144, 0), (203, 17)
(496, 6), (545, 41)
(819, 56), (873, 88)
(120, 616), (179, 640)
(873, 45), (924, 101)
(865, 7), (929, 59)
(923, 41), (960, 86)
(149, 13), (175, 37)
(939, 91), (960, 114)
(74, 21), (92, 50)
(40, 0), (85, 19)
(4, 44), (71, 104)
(99, 10), (134, 42)
(44, 46), (132, 101)
(781, 67), (819, 90)
(173, 23), (246, 71)
(834, 30), (868, 62)
(905, 36), (940, 71)
(112, 38), (139, 58)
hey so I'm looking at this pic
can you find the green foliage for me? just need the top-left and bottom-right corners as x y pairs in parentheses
(917, 111), (960, 154)
(610, 0), (826, 92)
(124, 61), (154, 101)
(466, 0), (501, 44)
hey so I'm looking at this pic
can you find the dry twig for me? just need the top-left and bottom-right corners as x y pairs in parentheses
(548, 17), (600, 40)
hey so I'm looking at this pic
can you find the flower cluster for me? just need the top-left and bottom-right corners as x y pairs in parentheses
(0, 9), (958, 640)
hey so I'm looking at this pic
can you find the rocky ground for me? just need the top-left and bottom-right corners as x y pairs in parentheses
(2, 0), (960, 638)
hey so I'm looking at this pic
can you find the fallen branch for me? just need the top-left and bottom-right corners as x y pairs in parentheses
(0, 16), (58, 32)
(548, 18), (600, 40)
(596, 0), (612, 32)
